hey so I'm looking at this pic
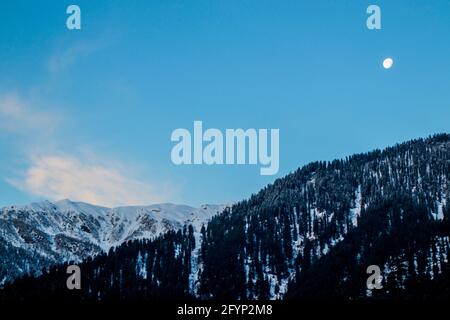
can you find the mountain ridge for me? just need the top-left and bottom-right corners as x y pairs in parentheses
(198, 133), (450, 299)
(0, 199), (227, 286)
(1, 134), (449, 300)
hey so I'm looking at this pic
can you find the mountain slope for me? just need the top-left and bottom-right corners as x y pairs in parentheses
(0, 228), (197, 301)
(198, 134), (450, 299)
(1, 134), (449, 300)
(0, 200), (225, 286)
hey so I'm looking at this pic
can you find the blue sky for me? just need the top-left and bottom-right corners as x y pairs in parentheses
(0, 0), (449, 207)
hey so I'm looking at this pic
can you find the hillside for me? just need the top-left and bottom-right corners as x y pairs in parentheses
(1, 134), (449, 300)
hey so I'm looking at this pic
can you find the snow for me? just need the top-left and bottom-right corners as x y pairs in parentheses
(187, 204), (229, 296)
(189, 229), (203, 295)
(136, 251), (147, 279)
(432, 194), (446, 220)
(4, 200), (226, 250)
(0, 199), (227, 285)
(350, 185), (362, 227)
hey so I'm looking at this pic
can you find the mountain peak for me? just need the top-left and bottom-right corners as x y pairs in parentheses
(0, 199), (226, 285)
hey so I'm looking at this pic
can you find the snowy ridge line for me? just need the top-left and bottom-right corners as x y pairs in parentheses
(0, 199), (227, 285)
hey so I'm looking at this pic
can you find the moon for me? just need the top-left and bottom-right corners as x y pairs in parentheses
(383, 58), (394, 69)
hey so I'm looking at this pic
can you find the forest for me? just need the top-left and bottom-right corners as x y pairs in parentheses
(1, 134), (449, 301)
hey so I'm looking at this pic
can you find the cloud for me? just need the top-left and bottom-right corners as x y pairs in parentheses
(2, 91), (175, 207)
(47, 41), (107, 73)
(1, 33), (178, 207)
(0, 93), (58, 134)
(9, 154), (170, 207)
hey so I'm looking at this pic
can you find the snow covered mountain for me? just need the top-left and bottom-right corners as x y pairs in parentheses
(0, 199), (226, 286)
(1, 135), (449, 301)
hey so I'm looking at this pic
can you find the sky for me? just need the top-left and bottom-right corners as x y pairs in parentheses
(0, 0), (449, 208)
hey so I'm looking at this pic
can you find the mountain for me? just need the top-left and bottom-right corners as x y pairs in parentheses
(198, 134), (450, 299)
(0, 200), (226, 286)
(1, 134), (449, 300)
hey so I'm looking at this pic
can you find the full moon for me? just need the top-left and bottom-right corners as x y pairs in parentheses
(383, 58), (394, 69)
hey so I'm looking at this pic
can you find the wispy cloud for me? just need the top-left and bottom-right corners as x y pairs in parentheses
(47, 40), (108, 73)
(0, 93), (58, 134)
(2, 91), (174, 207)
(9, 154), (171, 207)
(3, 33), (176, 207)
